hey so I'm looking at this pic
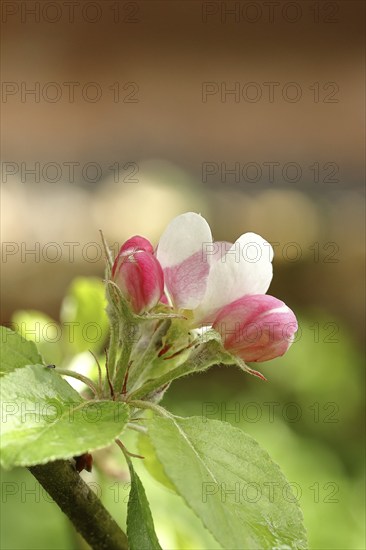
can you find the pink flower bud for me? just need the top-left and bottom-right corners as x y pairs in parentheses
(112, 237), (164, 314)
(213, 294), (297, 362)
(118, 235), (154, 256)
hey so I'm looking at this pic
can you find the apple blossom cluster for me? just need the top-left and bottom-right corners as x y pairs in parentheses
(111, 212), (297, 365)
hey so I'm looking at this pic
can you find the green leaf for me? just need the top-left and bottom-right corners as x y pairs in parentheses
(0, 365), (129, 469)
(148, 414), (307, 550)
(0, 327), (43, 376)
(60, 277), (109, 354)
(126, 457), (162, 550)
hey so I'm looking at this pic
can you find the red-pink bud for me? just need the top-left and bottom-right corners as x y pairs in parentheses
(112, 237), (164, 314)
(119, 236), (154, 255)
(213, 294), (297, 362)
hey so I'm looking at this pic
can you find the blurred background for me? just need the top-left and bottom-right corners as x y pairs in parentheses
(1, 1), (365, 549)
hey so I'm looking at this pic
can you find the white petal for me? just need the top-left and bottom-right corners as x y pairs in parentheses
(156, 212), (212, 267)
(195, 232), (273, 322)
(157, 212), (213, 309)
(207, 241), (233, 265)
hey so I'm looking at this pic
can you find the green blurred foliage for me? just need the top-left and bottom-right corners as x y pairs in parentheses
(12, 278), (108, 367)
(1, 467), (73, 550)
(60, 277), (109, 356)
(12, 310), (64, 366)
(10, 278), (109, 399)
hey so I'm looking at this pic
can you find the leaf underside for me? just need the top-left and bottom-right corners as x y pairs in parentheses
(148, 414), (307, 550)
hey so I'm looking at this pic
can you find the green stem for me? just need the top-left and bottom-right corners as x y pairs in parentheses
(54, 369), (100, 397)
(127, 340), (236, 402)
(127, 319), (170, 390)
(113, 322), (135, 393)
(127, 360), (196, 401)
(105, 317), (119, 392)
(128, 399), (171, 418)
(127, 422), (148, 434)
